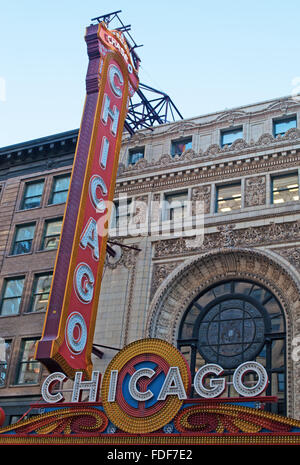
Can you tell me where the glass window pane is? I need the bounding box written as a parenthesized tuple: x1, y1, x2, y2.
(42, 219, 62, 250)
(45, 219, 62, 236)
(234, 281, 252, 295)
(16, 340, 41, 385)
(54, 175, 70, 191)
(221, 128, 243, 146)
(51, 192, 67, 204)
(12, 225, 35, 255)
(171, 138, 192, 157)
(15, 224, 35, 241)
(25, 181, 44, 197)
(22, 181, 44, 209)
(0, 339, 11, 387)
(213, 282, 231, 297)
(217, 184, 241, 212)
(250, 285, 271, 303)
(273, 174, 298, 190)
(1, 298, 22, 315)
(50, 175, 70, 204)
(3, 278, 24, 298)
(111, 199, 132, 229)
(23, 197, 40, 210)
(128, 148, 144, 165)
(274, 117, 296, 136)
(35, 274, 52, 294)
(29, 274, 52, 313)
(165, 192, 188, 220)
(272, 174, 299, 204)
(43, 237, 59, 250)
(0, 278, 24, 316)
(12, 241, 32, 255)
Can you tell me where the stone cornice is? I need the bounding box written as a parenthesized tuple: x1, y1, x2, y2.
(0, 130, 78, 168)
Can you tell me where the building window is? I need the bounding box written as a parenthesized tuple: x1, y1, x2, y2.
(164, 191, 188, 220)
(178, 279, 286, 415)
(216, 183, 241, 212)
(28, 273, 53, 313)
(11, 224, 35, 255)
(15, 339, 41, 385)
(220, 127, 243, 147)
(21, 180, 44, 210)
(171, 137, 192, 157)
(49, 174, 70, 205)
(271, 173, 299, 204)
(41, 218, 62, 250)
(0, 277, 24, 316)
(128, 147, 144, 165)
(110, 198, 132, 230)
(273, 116, 297, 137)
(0, 339, 11, 387)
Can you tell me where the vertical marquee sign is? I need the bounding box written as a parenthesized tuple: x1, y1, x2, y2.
(35, 22, 139, 379)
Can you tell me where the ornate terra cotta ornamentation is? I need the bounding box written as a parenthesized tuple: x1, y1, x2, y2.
(244, 176, 266, 207)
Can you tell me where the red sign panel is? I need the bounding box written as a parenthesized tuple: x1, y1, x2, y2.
(35, 23, 139, 378)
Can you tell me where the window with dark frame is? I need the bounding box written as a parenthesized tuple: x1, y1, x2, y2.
(110, 198, 132, 230)
(220, 127, 243, 147)
(177, 279, 286, 415)
(171, 137, 192, 157)
(11, 224, 35, 255)
(0, 339, 11, 387)
(273, 116, 297, 137)
(15, 338, 41, 385)
(271, 173, 299, 205)
(49, 174, 70, 205)
(216, 183, 241, 213)
(21, 180, 44, 210)
(0, 277, 24, 316)
(128, 147, 145, 165)
(27, 273, 53, 313)
(164, 191, 188, 221)
(41, 218, 62, 250)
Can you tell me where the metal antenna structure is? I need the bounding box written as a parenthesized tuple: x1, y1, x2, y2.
(91, 11, 183, 135)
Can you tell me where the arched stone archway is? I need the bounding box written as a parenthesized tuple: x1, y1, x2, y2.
(146, 248, 300, 418)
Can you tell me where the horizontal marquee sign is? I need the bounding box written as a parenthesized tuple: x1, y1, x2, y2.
(3, 338, 300, 445)
(40, 339, 269, 434)
(35, 22, 139, 379)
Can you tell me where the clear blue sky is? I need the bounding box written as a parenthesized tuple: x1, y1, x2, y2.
(1, 0, 299, 147)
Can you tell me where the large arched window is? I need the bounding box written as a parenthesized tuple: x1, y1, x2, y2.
(178, 279, 286, 415)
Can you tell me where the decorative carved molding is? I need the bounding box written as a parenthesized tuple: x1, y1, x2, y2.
(153, 220, 300, 258)
(150, 261, 183, 300)
(163, 120, 199, 135)
(244, 176, 266, 207)
(191, 185, 211, 214)
(267, 97, 299, 113)
(216, 224, 236, 248)
(215, 109, 247, 123)
(275, 248, 300, 272)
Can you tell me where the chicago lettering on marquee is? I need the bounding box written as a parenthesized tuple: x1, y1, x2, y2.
(41, 339, 269, 434)
(35, 22, 139, 379)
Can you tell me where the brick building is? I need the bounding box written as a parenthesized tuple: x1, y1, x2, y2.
(1, 95, 300, 424)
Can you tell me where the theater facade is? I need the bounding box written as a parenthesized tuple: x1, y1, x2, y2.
(1, 94, 300, 444)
